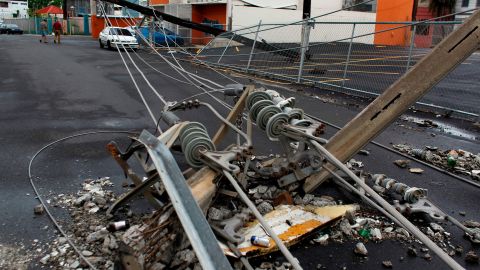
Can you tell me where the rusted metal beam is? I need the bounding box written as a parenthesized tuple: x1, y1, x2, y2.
(304, 10, 480, 193)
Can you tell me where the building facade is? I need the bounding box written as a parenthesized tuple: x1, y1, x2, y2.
(455, 0, 480, 21)
(0, 0, 28, 19)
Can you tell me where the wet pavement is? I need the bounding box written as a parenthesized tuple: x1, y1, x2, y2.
(0, 34, 479, 269)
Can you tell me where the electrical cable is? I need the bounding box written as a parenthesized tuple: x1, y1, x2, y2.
(124, 18, 241, 113)
(98, 4, 159, 127)
(305, 113, 480, 189)
(109, 14, 168, 106)
(28, 130, 137, 270)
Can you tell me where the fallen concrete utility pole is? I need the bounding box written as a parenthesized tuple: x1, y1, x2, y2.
(304, 10, 480, 193)
(101, 0, 300, 59)
(137, 130, 233, 270)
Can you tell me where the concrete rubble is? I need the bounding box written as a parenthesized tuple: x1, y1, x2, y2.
(34, 160, 480, 269)
(393, 144, 480, 181)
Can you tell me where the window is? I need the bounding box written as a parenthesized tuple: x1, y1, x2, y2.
(0, 2, 8, 7)
(477, 0, 480, 7)
(110, 28, 132, 36)
(462, 0, 469, 7)
(343, 0, 377, 12)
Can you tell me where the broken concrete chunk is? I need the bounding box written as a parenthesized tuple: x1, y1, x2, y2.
(74, 193, 92, 206)
(407, 246, 417, 257)
(472, 170, 480, 181)
(394, 160, 410, 168)
(313, 234, 329, 245)
(429, 223, 445, 232)
(34, 204, 45, 215)
(149, 262, 166, 270)
(382, 260, 393, 268)
(354, 242, 368, 256)
(82, 250, 93, 257)
(463, 220, 480, 228)
(465, 250, 479, 264)
(409, 168, 424, 174)
(40, 254, 50, 264)
(302, 194, 315, 204)
(339, 219, 352, 237)
(208, 207, 224, 221)
(86, 228, 108, 243)
(170, 249, 196, 267)
(371, 228, 382, 241)
(70, 260, 80, 268)
(257, 201, 274, 215)
(423, 253, 432, 261)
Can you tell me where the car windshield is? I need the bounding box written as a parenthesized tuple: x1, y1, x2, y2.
(9, 24, 19, 29)
(110, 28, 132, 36)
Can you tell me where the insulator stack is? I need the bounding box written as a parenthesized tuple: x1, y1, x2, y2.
(178, 122, 215, 168)
(246, 90, 306, 141)
(372, 174, 426, 203)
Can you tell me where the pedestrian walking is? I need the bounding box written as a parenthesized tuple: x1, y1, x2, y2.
(53, 19, 62, 44)
(40, 19, 48, 43)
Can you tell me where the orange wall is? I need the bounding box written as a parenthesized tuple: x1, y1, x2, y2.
(374, 0, 414, 46)
(91, 16, 140, 38)
(191, 4, 226, 45)
(150, 0, 169, 6)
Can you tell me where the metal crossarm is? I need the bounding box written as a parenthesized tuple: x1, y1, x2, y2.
(137, 130, 233, 270)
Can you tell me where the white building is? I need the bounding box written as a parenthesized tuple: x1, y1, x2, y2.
(0, 0, 28, 19)
(150, 0, 377, 44)
(455, 0, 480, 21)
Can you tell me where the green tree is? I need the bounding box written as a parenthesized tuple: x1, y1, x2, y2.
(28, 0, 62, 14)
(428, 0, 456, 17)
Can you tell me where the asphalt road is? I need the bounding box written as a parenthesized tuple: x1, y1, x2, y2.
(0, 34, 479, 269)
(199, 42, 480, 119)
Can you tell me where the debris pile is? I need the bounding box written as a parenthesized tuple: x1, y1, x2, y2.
(35, 89, 480, 270)
(393, 144, 480, 180)
(40, 177, 146, 269)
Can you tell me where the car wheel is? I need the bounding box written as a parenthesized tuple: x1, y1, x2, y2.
(99, 39, 104, 48)
(107, 40, 112, 50)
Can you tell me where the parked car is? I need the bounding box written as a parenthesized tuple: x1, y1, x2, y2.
(136, 26, 184, 46)
(0, 24, 23, 34)
(99, 27, 139, 50)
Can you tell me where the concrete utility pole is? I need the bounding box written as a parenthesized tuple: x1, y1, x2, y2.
(304, 10, 480, 193)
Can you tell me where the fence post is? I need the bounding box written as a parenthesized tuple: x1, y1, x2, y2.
(217, 33, 234, 63)
(297, 19, 312, 83)
(406, 24, 417, 72)
(342, 23, 356, 87)
(246, 20, 262, 72)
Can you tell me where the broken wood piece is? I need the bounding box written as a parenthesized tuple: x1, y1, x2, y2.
(212, 85, 253, 146)
(187, 167, 219, 212)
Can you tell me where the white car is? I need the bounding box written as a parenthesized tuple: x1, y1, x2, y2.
(99, 27, 139, 50)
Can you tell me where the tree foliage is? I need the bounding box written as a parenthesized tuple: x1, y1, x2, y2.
(28, 0, 63, 14)
(429, 0, 456, 17)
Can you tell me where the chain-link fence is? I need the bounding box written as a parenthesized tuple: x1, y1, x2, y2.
(3, 17, 91, 35)
(197, 20, 479, 120)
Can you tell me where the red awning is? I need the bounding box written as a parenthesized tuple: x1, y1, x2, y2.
(36, 5, 64, 15)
